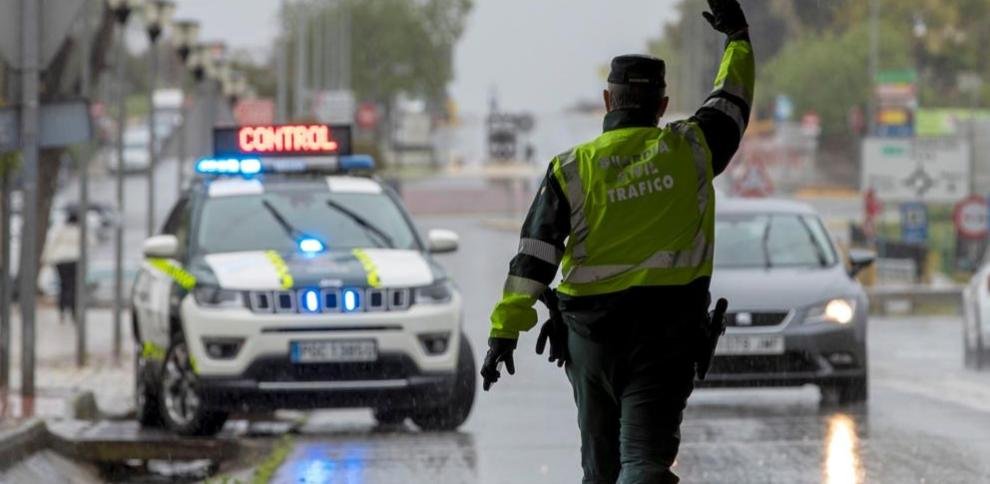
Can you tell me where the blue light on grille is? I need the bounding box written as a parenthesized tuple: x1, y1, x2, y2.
(343, 288, 361, 312)
(301, 289, 320, 313)
(298, 237, 325, 254)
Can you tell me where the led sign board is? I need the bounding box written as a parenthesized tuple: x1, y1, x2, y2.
(213, 124, 352, 157)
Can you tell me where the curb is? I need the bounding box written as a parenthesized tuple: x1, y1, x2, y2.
(0, 419, 48, 470)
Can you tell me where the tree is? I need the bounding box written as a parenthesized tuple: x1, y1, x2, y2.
(283, 0, 472, 114)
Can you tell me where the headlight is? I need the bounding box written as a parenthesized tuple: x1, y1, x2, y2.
(805, 298, 856, 325)
(193, 286, 245, 308)
(414, 279, 453, 305)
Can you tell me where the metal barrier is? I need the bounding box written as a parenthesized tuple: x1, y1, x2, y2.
(867, 285, 963, 316)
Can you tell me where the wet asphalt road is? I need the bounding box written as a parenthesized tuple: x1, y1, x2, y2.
(262, 215, 990, 484)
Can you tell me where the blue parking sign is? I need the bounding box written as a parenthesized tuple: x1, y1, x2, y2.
(900, 202, 928, 245)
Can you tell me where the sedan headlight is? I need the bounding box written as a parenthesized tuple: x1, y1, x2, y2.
(414, 279, 453, 305)
(193, 286, 245, 308)
(805, 298, 857, 325)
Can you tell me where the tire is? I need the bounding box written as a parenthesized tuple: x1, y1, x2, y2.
(135, 348, 163, 428)
(412, 334, 476, 432)
(159, 334, 228, 436)
(821, 376, 868, 406)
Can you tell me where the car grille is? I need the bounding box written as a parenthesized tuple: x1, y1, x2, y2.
(725, 311, 790, 327)
(244, 355, 415, 382)
(247, 287, 412, 314)
(709, 352, 819, 375)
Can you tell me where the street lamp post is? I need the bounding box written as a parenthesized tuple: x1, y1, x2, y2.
(107, 0, 144, 363)
(171, 20, 200, 198)
(142, 0, 175, 238)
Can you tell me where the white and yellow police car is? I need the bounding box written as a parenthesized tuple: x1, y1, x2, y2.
(131, 124, 474, 435)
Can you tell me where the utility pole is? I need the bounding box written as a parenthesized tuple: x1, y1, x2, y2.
(294, 4, 307, 118)
(276, 0, 288, 123)
(77, 0, 92, 368)
(19, 0, 40, 396)
(867, 0, 879, 136)
(112, 12, 128, 363)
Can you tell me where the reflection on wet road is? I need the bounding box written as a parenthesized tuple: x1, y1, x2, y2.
(263, 217, 990, 484)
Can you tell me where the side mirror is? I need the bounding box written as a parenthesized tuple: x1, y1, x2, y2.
(427, 229, 459, 254)
(143, 234, 179, 259)
(847, 248, 876, 278)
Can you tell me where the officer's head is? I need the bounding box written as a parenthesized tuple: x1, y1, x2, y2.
(604, 54, 669, 124)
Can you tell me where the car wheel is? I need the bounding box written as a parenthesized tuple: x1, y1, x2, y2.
(135, 348, 163, 428)
(159, 334, 228, 436)
(412, 334, 476, 432)
(373, 408, 408, 426)
(821, 376, 868, 406)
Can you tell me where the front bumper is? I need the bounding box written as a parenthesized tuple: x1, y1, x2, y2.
(696, 316, 867, 388)
(197, 353, 457, 411)
(179, 291, 463, 379)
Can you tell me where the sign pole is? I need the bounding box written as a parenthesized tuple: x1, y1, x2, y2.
(19, 0, 40, 397)
(113, 25, 125, 363)
(0, 168, 10, 390)
(147, 38, 158, 238)
(76, 0, 91, 367)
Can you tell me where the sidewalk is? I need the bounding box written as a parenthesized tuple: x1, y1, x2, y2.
(1, 301, 134, 421)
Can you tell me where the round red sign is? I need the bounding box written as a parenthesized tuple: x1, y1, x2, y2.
(953, 196, 989, 239)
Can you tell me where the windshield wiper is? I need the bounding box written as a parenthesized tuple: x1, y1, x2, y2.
(761, 218, 773, 269)
(797, 216, 830, 267)
(325, 199, 395, 249)
(261, 199, 306, 243)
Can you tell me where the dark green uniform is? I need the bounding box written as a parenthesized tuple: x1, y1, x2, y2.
(489, 33, 754, 484)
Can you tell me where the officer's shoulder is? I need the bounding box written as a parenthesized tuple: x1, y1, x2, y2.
(551, 141, 595, 166)
(663, 118, 705, 145)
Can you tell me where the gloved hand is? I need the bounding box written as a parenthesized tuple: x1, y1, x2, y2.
(536, 317, 569, 368)
(702, 0, 748, 39)
(480, 337, 517, 391)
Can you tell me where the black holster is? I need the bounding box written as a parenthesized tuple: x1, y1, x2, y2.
(695, 296, 728, 380)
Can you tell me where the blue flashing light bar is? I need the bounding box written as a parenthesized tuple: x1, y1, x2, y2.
(298, 237, 325, 254)
(339, 154, 375, 172)
(194, 155, 375, 177)
(195, 157, 263, 176)
(342, 288, 361, 312)
(301, 289, 320, 313)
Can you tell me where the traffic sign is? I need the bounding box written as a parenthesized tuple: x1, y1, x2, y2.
(732, 161, 773, 198)
(356, 102, 379, 130)
(899, 202, 928, 244)
(954, 196, 989, 239)
(861, 137, 969, 202)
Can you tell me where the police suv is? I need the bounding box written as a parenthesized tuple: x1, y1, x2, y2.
(131, 124, 475, 435)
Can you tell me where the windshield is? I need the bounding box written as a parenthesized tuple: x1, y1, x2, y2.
(195, 189, 419, 254)
(715, 213, 838, 269)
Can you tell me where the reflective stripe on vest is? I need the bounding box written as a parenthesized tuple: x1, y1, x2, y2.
(702, 97, 746, 137)
(504, 275, 547, 297)
(564, 231, 713, 284)
(518, 238, 562, 265)
(558, 150, 590, 262)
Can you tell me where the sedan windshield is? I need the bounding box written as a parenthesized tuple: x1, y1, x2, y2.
(715, 213, 837, 269)
(195, 189, 419, 254)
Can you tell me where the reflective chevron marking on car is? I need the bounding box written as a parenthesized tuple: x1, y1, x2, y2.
(352, 249, 382, 288)
(265, 250, 295, 289)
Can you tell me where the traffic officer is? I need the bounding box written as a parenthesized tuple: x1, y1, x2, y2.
(480, 0, 754, 482)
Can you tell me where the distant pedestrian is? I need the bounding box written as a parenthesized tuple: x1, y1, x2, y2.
(44, 212, 82, 323)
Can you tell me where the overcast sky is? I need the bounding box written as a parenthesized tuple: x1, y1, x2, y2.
(172, 0, 681, 114)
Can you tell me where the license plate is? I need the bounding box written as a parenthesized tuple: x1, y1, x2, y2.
(291, 340, 378, 363)
(715, 335, 785, 355)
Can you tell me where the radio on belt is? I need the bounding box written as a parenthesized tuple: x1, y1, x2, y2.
(197, 123, 373, 176)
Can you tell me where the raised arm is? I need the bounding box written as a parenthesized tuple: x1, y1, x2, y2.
(692, 0, 755, 177)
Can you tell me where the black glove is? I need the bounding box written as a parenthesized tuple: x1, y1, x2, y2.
(480, 337, 517, 391)
(536, 318, 569, 367)
(536, 289, 569, 367)
(702, 0, 748, 39)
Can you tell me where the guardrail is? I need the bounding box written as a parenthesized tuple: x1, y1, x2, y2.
(867, 285, 963, 315)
